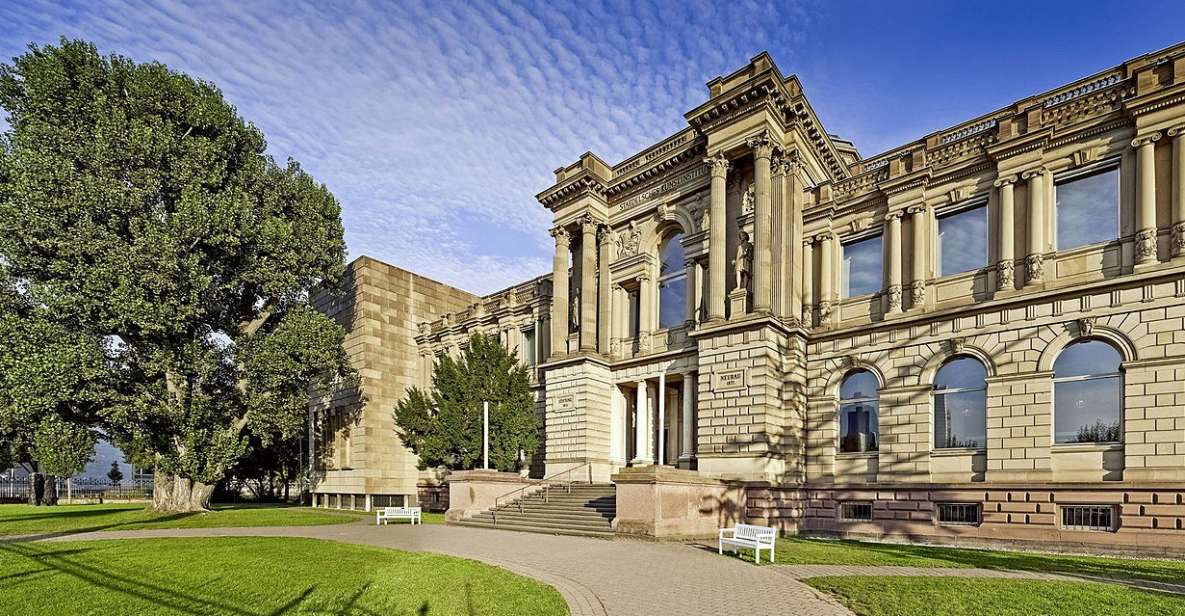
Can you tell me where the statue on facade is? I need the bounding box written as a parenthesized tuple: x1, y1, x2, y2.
(741, 183, 755, 214)
(698, 205, 710, 232)
(734, 230, 753, 290)
(616, 220, 640, 258)
(569, 289, 580, 332)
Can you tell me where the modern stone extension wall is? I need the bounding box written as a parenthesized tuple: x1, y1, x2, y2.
(746, 482, 1185, 557)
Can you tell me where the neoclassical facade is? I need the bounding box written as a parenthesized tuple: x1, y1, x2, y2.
(320, 43, 1185, 551)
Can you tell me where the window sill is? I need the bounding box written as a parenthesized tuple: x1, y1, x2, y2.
(1051, 442, 1123, 453)
(836, 451, 879, 459)
(931, 447, 986, 457)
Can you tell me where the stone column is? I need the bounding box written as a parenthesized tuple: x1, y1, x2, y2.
(994, 175, 1017, 291)
(1022, 167, 1046, 286)
(657, 372, 666, 465)
(748, 132, 775, 313)
(679, 373, 695, 463)
(637, 273, 653, 351)
(579, 216, 598, 351)
(632, 380, 651, 465)
(549, 226, 570, 357)
(801, 238, 814, 326)
(817, 233, 834, 325)
(683, 258, 697, 325)
(908, 205, 928, 308)
(597, 225, 612, 353)
(786, 157, 804, 323)
(1171, 125, 1185, 258)
(885, 211, 903, 315)
(705, 153, 730, 321)
(1133, 132, 1162, 265)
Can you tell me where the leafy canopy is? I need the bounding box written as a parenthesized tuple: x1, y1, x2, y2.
(0, 39, 352, 492)
(394, 333, 538, 472)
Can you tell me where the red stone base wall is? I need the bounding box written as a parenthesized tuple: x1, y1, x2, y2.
(745, 482, 1185, 557)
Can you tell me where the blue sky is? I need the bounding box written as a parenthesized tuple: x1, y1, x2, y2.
(3, 0, 1183, 294)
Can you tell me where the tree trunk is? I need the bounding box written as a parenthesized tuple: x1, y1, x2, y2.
(28, 473, 44, 506)
(152, 473, 215, 512)
(42, 475, 59, 506)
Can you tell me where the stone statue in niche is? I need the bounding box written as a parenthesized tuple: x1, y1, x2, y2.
(569, 289, 580, 332)
(741, 183, 755, 214)
(698, 205, 710, 231)
(734, 230, 753, 290)
(615, 220, 640, 258)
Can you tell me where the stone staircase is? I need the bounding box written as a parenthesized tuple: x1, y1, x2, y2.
(455, 483, 616, 538)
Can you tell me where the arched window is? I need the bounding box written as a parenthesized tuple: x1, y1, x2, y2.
(933, 357, 987, 449)
(839, 370, 879, 453)
(1053, 340, 1123, 444)
(657, 233, 687, 329)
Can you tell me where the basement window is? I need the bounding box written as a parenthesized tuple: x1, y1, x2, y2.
(1061, 505, 1116, 532)
(839, 502, 873, 522)
(936, 503, 981, 526)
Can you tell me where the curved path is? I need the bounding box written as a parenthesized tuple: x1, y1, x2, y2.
(39, 520, 851, 616)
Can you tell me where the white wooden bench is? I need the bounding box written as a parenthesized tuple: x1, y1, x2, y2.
(718, 523, 776, 563)
(375, 506, 422, 525)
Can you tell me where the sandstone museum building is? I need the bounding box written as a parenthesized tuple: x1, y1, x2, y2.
(312, 42, 1185, 554)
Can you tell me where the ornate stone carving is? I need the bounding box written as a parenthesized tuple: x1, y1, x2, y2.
(569, 290, 580, 331)
(910, 279, 926, 305)
(996, 259, 1015, 290)
(817, 300, 832, 323)
(887, 285, 903, 311)
(550, 225, 570, 247)
(615, 220, 640, 258)
(947, 185, 974, 204)
(745, 130, 775, 159)
(697, 204, 710, 232)
(1135, 227, 1158, 261)
(1131, 132, 1162, 149)
(992, 175, 1017, 188)
(609, 338, 622, 357)
(849, 215, 873, 234)
(1172, 222, 1185, 257)
(704, 152, 730, 177)
(946, 337, 965, 354)
(741, 182, 755, 214)
(1072, 144, 1108, 167)
(1077, 316, 1096, 337)
(418, 321, 432, 336)
(578, 213, 598, 235)
(734, 230, 753, 290)
(597, 224, 614, 247)
(655, 200, 676, 223)
(1025, 253, 1044, 283)
(801, 306, 813, 327)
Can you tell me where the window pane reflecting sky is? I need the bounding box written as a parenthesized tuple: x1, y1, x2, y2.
(1056, 168, 1118, 250)
(938, 205, 987, 276)
(842, 235, 882, 297)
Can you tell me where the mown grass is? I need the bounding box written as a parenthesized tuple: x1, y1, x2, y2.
(763, 536, 1185, 585)
(806, 576, 1185, 616)
(0, 537, 567, 615)
(0, 503, 368, 537)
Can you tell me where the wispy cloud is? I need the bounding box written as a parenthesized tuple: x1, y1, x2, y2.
(1, 0, 813, 294)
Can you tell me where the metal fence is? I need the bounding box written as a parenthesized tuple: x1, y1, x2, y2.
(0, 477, 153, 503)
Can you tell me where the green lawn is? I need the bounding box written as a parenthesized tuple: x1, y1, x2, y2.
(806, 576, 1185, 616)
(0, 537, 567, 615)
(0, 503, 369, 536)
(764, 537, 1185, 585)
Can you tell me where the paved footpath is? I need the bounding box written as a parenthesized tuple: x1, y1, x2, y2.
(42, 521, 852, 616)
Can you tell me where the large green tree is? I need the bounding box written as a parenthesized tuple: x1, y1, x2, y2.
(394, 333, 538, 472)
(0, 39, 353, 511)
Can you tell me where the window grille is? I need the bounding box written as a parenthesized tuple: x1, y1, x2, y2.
(840, 502, 873, 521)
(936, 503, 981, 525)
(1061, 505, 1115, 531)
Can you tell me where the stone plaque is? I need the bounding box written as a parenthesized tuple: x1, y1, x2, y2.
(714, 369, 746, 391)
(556, 395, 574, 410)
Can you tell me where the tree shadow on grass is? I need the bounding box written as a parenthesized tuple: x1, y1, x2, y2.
(1, 541, 396, 616)
(1, 511, 201, 542)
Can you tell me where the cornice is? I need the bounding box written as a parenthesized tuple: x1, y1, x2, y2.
(1123, 81, 1185, 117)
(536, 173, 608, 211)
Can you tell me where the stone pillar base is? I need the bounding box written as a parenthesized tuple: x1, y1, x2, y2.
(444, 469, 531, 523)
(727, 288, 748, 318)
(611, 465, 747, 539)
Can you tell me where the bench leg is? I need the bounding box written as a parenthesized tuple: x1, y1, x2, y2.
(718, 540, 722, 555)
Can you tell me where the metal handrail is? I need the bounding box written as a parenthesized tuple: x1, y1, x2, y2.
(492, 462, 593, 524)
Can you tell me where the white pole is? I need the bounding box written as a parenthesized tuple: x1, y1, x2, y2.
(658, 372, 666, 465)
(483, 401, 490, 470)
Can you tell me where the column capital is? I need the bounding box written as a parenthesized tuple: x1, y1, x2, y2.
(993, 174, 1018, 188)
(1167, 125, 1185, 138)
(885, 210, 904, 222)
(746, 130, 776, 160)
(577, 213, 599, 235)
(1132, 131, 1163, 148)
(905, 204, 929, 216)
(704, 152, 730, 177)
(597, 224, 614, 246)
(815, 232, 835, 244)
(550, 225, 571, 247)
(1021, 166, 1047, 180)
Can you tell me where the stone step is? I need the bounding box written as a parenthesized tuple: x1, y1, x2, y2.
(456, 518, 615, 537)
(475, 511, 613, 525)
(493, 505, 615, 517)
(471, 516, 614, 532)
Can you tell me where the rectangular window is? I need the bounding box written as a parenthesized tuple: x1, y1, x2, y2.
(628, 289, 641, 337)
(1055, 166, 1119, 250)
(937, 503, 981, 526)
(937, 203, 988, 276)
(839, 502, 873, 521)
(1060, 505, 1115, 532)
(523, 329, 536, 366)
(841, 234, 882, 298)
